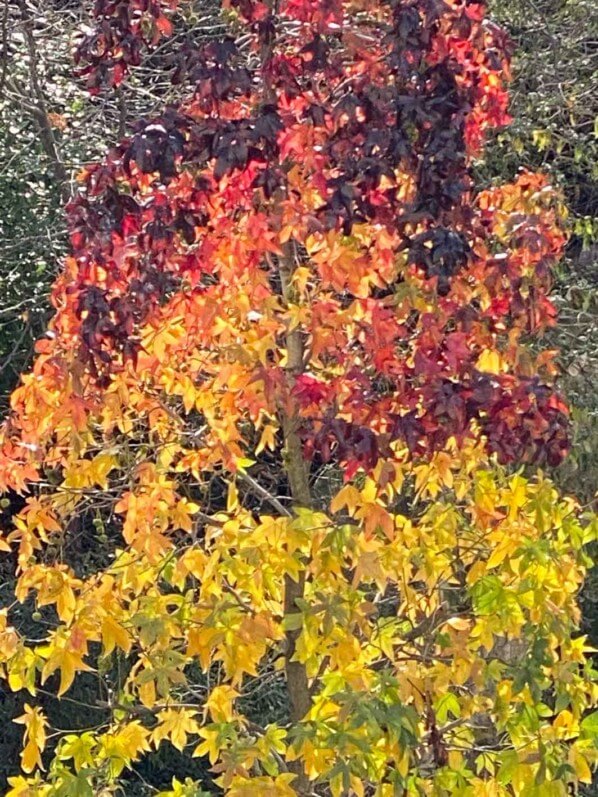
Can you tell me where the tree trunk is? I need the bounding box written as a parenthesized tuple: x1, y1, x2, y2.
(279, 243, 312, 794)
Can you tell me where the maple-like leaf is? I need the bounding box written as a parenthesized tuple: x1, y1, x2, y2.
(14, 704, 47, 773)
(151, 708, 201, 752)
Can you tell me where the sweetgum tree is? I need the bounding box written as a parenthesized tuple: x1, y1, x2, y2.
(1, 0, 597, 795)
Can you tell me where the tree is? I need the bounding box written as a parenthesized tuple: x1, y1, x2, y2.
(0, 0, 597, 795)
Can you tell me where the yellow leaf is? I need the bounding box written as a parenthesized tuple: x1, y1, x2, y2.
(235, 458, 256, 470)
(181, 549, 208, 579)
(102, 615, 131, 656)
(486, 538, 517, 569)
(40, 639, 93, 697)
(88, 452, 118, 489)
(58, 733, 96, 772)
(476, 349, 502, 374)
(193, 727, 221, 764)
(554, 709, 574, 730)
(448, 750, 463, 770)
(256, 424, 277, 455)
(151, 708, 200, 752)
(7, 647, 38, 696)
(330, 484, 360, 516)
(227, 482, 239, 512)
(227, 774, 297, 797)
(508, 474, 528, 519)
(6, 776, 43, 797)
(570, 746, 592, 784)
(138, 677, 156, 709)
(14, 704, 47, 773)
(99, 721, 151, 777)
(205, 685, 239, 723)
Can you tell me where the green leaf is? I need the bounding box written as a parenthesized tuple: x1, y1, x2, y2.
(470, 576, 504, 615)
(580, 710, 598, 737)
(435, 693, 461, 723)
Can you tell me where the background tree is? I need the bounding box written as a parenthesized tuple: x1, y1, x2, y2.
(485, 0, 598, 511)
(0, 0, 223, 403)
(0, 1, 596, 796)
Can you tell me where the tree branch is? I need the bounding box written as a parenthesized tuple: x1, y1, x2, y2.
(16, 0, 69, 200)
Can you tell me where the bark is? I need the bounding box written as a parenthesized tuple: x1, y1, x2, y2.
(279, 242, 312, 794)
(261, 4, 312, 786)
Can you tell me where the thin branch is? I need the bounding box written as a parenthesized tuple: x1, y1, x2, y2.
(237, 470, 292, 517)
(16, 0, 69, 199)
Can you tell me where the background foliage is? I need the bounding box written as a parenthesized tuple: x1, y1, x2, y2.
(486, 0, 598, 510)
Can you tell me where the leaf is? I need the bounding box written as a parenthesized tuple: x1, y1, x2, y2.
(14, 704, 47, 773)
(155, 14, 173, 37)
(193, 726, 223, 764)
(569, 746, 592, 784)
(476, 349, 502, 374)
(445, 617, 471, 631)
(151, 708, 200, 752)
(98, 721, 151, 778)
(205, 685, 239, 723)
(330, 484, 360, 516)
(6, 776, 41, 797)
(57, 732, 97, 772)
(88, 452, 118, 489)
(435, 693, 461, 723)
(157, 779, 212, 797)
(580, 710, 598, 738)
(101, 615, 131, 656)
(256, 424, 277, 455)
(227, 774, 297, 797)
(40, 638, 93, 697)
(470, 576, 505, 615)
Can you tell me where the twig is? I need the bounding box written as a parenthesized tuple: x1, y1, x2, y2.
(237, 470, 292, 517)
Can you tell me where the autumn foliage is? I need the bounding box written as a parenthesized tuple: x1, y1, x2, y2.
(0, 0, 597, 795)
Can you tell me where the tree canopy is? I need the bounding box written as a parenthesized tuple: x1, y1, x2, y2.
(0, 1, 597, 796)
